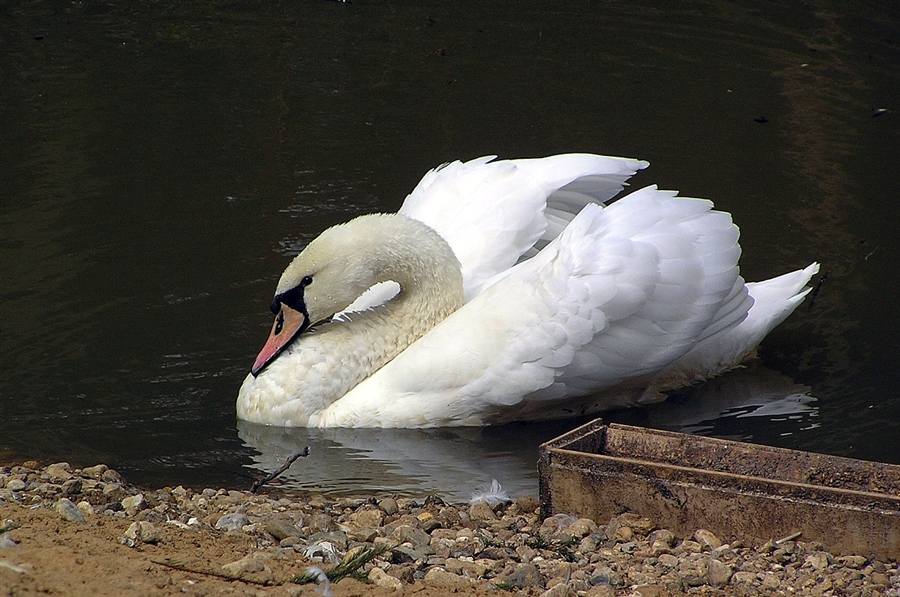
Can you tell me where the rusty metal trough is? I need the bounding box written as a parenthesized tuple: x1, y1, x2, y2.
(539, 419, 900, 560)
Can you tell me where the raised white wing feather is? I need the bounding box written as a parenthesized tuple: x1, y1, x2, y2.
(399, 154, 648, 298)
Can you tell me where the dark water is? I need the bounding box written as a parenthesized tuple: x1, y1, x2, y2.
(1, 0, 898, 502)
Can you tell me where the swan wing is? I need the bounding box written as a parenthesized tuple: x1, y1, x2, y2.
(399, 154, 648, 298)
(317, 185, 754, 427)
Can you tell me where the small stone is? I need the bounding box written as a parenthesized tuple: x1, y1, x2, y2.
(585, 585, 616, 597)
(369, 566, 403, 591)
(346, 526, 377, 543)
(711, 544, 733, 559)
(123, 521, 165, 544)
(222, 555, 264, 576)
(540, 514, 576, 540)
(378, 497, 399, 515)
(480, 546, 517, 560)
(658, 553, 679, 568)
(445, 557, 489, 578)
(837, 555, 867, 569)
(469, 500, 496, 521)
(386, 565, 415, 584)
(761, 573, 780, 589)
(589, 566, 625, 589)
(705, 557, 733, 587)
(308, 513, 335, 533)
(61, 478, 82, 495)
(540, 582, 577, 597)
(423, 567, 474, 589)
(390, 546, 427, 564)
(81, 465, 109, 479)
(121, 494, 146, 515)
(390, 525, 431, 550)
(501, 562, 545, 589)
(55, 498, 86, 524)
(265, 518, 300, 540)
(693, 528, 722, 550)
(279, 536, 302, 548)
(215, 513, 250, 531)
(564, 518, 597, 539)
(805, 552, 833, 570)
(100, 468, 125, 484)
(44, 463, 73, 483)
(5, 480, 26, 492)
(416, 511, 441, 532)
(731, 571, 757, 585)
(678, 539, 702, 554)
(650, 540, 671, 555)
(758, 539, 776, 553)
(578, 535, 597, 554)
(616, 513, 654, 535)
(352, 508, 385, 529)
(76, 501, 93, 518)
(449, 535, 485, 558)
(0, 534, 17, 549)
(102, 482, 128, 501)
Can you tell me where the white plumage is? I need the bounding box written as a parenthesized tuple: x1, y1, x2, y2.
(237, 154, 818, 428)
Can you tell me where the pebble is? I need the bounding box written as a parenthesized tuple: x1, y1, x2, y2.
(215, 512, 250, 531)
(5, 480, 26, 492)
(222, 554, 264, 576)
(693, 528, 723, 550)
(54, 498, 86, 524)
(0, 461, 898, 597)
(378, 497, 399, 515)
(704, 557, 733, 587)
(264, 518, 300, 540)
(468, 500, 496, 521)
(123, 521, 165, 545)
(120, 493, 146, 515)
(501, 562, 545, 589)
(369, 566, 403, 590)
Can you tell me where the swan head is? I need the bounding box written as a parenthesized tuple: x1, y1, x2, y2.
(250, 213, 462, 376)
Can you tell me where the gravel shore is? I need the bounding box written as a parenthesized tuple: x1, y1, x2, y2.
(1, 461, 898, 596)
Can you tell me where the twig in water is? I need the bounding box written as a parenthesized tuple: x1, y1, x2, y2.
(807, 271, 828, 311)
(250, 447, 310, 493)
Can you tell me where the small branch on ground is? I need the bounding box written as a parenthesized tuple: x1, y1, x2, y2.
(249, 447, 310, 493)
(151, 558, 274, 586)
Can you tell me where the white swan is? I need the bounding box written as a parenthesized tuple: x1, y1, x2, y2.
(237, 154, 818, 428)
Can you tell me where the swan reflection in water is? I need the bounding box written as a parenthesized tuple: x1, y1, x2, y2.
(237, 363, 817, 502)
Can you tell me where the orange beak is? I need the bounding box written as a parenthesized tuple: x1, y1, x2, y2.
(251, 304, 308, 376)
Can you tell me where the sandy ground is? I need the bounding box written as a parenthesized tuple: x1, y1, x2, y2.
(0, 503, 500, 597)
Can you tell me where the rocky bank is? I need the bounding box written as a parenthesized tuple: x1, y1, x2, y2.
(0, 461, 898, 596)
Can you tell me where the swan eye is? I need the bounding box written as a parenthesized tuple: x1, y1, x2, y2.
(302, 275, 313, 286)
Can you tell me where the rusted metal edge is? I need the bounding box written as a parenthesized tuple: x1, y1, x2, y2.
(538, 419, 900, 559)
